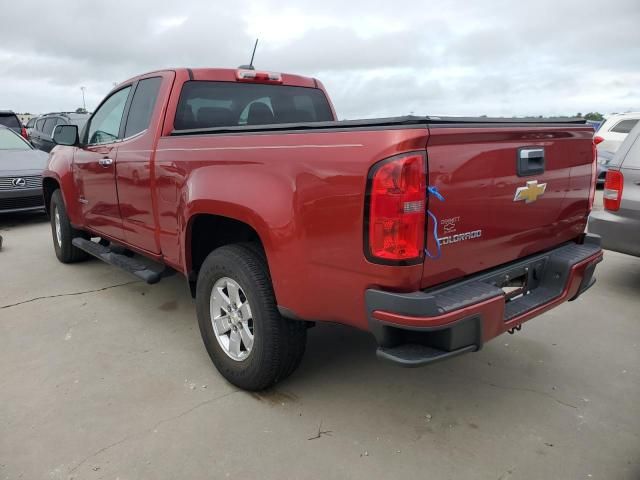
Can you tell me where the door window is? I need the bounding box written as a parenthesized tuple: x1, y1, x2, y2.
(86, 87, 132, 144)
(123, 77, 162, 138)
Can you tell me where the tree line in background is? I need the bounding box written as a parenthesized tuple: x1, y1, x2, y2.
(478, 112, 605, 120)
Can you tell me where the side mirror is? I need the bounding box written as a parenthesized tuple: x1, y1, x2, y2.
(53, 124, 79, 146)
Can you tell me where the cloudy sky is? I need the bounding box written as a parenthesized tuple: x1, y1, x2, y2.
(1, 0, 638, 119)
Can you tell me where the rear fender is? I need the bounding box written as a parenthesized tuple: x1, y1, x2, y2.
(181, 166, 299, 301)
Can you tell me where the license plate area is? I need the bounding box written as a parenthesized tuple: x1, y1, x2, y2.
(499, 272, 529, 302)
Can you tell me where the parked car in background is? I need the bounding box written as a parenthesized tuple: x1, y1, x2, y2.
(0, 110, 29, 140)
(589, 122, 640, 257)
(586, 119, 603, 131)
(596, 149, 615, 185)
(30, 112, 90, 152)
(594, 113, 640, 154)
(0, 125, 48, 213)
(25, 116, 39, 137)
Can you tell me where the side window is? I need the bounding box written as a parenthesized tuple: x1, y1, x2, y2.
(36, 119, 45, 132)
(611, 119, 639, 134)
(86, 87, 131, 145)
(42, 117, 59, 136)
(26, 118, 36, 128)
(124, 77, 162, 138)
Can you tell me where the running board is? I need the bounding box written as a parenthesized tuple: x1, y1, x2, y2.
(376, 344, 477, 368)
(72, 237, 168, 284)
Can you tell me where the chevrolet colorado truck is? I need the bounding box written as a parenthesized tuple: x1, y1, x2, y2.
(43, 67, 602, 390)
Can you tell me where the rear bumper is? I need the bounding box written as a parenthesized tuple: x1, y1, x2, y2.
(365, 235, 603, 367)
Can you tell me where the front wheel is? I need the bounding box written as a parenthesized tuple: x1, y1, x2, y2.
(196, 244, 307, 391)
(50, 189, 88, 263)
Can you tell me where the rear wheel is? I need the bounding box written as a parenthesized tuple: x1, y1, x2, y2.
(196, 244, 307, 391)
(50, 190, 88, 263)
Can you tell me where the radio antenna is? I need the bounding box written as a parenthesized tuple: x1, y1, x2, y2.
(239, 39, 259, 70)
(249, 38, 259, 68)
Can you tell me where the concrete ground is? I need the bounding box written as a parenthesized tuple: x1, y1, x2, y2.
(1, 205, 638, 480)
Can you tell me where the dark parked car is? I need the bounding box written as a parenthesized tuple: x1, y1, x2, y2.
(25, 116, 39, 137)
(589, 122, 640, 257)
(0, 125, 49, 213)
(31, 112, 90, 153)
(0, 110, 28, 140)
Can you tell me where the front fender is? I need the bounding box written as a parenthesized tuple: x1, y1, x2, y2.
(43, 146, 81, 225)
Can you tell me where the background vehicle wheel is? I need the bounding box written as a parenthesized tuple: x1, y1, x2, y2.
(50, 189, 89, 264)
(196, 244, 307, 391)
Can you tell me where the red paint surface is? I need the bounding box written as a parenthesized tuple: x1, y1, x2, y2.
(43, 67, 597, 333)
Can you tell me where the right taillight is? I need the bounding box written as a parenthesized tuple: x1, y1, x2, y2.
(603, 170, 624, 211)
(594, 135, 604, 145)
(365, 152, 426, 264)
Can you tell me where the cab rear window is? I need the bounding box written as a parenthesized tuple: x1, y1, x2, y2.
(174, 81, 333, 130)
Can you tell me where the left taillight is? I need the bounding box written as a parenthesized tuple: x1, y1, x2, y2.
(365, 152, 426, 264)
(21, 126, 29, 140)
(603, 170, 624, 212)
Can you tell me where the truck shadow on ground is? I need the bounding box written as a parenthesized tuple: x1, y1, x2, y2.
(0, 211, 48, 230)
(147, 273, 573, 414)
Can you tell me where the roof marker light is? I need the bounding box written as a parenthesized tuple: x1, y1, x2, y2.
(236, 69, 282, 84)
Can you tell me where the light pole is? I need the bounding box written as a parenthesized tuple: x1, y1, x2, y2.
(80, 86, 86, 111)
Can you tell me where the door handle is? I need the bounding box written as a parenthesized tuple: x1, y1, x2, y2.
(517, 147, 545, 177)
(99, 158, 114, 167)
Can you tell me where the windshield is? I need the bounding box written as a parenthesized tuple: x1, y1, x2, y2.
(0, 128, 32, 150)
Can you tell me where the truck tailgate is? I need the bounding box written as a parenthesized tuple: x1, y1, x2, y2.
(422, 125, 595, 289)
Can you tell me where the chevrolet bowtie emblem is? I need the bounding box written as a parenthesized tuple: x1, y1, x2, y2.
(514, 180, 547, 203)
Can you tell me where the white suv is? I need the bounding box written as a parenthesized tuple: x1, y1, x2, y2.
(594, 112, 640, 153)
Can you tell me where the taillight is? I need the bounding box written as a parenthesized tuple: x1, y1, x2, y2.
(603, 170, 624, 211)
(588, 140, 597, 211)
(593, 135, 604, 145)
(236, 69, 283, 84)
(21, 126, 29, 140)
(365, 152, 426, 264)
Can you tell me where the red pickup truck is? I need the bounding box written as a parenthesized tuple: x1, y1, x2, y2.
(43, 67, 602, 390)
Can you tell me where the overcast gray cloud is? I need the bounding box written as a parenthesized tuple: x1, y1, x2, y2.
(0, 0, 638, 118)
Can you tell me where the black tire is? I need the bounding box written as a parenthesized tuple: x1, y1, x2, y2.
(196, 244, 306, 391)
(50, 189, 89, 263)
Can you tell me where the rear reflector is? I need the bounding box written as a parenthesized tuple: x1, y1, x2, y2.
(365, 152, 426, 264)
(603, 170, 624, 211)
(593, 135, 604, 145)
(236, 69, 283, 84)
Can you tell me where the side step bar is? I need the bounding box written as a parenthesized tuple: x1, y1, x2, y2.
(72, 237, 168, 284)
